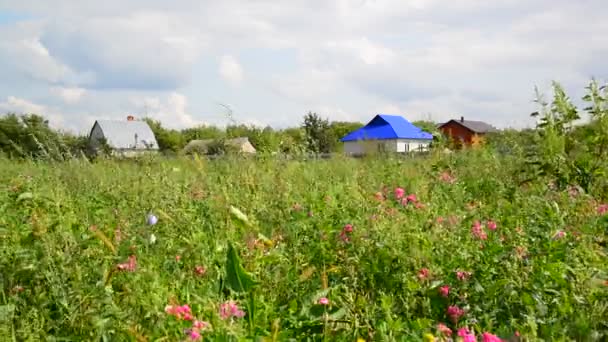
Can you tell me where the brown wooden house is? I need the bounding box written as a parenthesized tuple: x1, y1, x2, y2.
(438, 116, 497, 147)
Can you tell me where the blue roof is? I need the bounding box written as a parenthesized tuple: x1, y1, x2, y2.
(340, 114, 434, 142)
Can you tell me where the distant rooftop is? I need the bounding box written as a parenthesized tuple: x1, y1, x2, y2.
(438, 116, 498, 133)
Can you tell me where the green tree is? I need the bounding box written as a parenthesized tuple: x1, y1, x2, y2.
(143, 118, 185, 152)
(302, 112, 334, 153)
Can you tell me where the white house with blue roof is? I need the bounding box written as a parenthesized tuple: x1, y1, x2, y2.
(340, 114, 433, 155)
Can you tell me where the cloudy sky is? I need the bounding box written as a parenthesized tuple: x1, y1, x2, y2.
(0, 0, 606, 133)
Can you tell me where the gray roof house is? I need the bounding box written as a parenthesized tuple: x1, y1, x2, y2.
(437, 116, 498, 134)
(88, 116, 159, 156)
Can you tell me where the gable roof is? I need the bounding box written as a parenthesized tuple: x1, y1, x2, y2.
(91, 120, 158, 149)
(439, 119, 498, 134)
(340, 114, 433, 142)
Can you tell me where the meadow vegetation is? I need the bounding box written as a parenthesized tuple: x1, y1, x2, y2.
(1, 80, 608, 341)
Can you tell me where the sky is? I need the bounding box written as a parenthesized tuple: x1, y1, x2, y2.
(0, 0, 606, 134)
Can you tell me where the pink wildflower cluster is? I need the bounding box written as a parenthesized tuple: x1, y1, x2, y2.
(482, 332, 503, 342)
(439, 285, 450, 298)
(219, 300, 245, 320)
(186, 320, 211, 341)
(437, 323, 452, 336)
(597, 203, 608, 216)
(440, 171, 456, 184)
(456, 270, 472, 281)
(471, 221, 487, 240)
(117, 255, 137, 272)
(446, 305, 465, 323)
(395, 187, 405, 199)
(418, 268, 430, 280)
(165, 304, 211, 341)
(458, 328, 477, 342)
(318, 297, 330, 305)
(553, 230, 567, 239)
(339, 224, 354, 243)
(194, 265, 206, 276)
(165, 304, 194, 321)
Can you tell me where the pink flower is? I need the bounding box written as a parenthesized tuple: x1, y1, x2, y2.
(440, 171, 456, 184)
(195, 265, 206, 276)
(117, 255, 137, 272)
(439, 285, 450, 298)
(188, 329, 201, 340)
(339, 231, 351, 243)
(458, 328, 477, 342)
(437, 323, 452, 336)
(175, 255, 181, 262)
(193, 320, 210, 330)
(418, 268, 430, 280)
(406, 194, 417, 203)
(597, 204, 608, 215)
(436, 216, 445, 224)
(165, 304, 193, 320)
(394, 187, 405, 199)
(471, 221, 487, 240)
(456, 270, 472, 281)
(220, 301, 245, 320)
(318, 297, 330, 305)
(486, 220, 497, 231)
(482, 332, 502, 342)
(446, 306, 465, 323)
(553, 230, 566, 239)
(183, 312, 193, 321)
(343, 224, 353, 233)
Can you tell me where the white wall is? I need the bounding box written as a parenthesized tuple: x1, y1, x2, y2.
(344, 139, 430, 155)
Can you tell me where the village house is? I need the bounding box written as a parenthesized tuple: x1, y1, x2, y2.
(182, 137, 256, 155)
(88, 115, 159, 156)
(437, 116, 498, 146)
(340, 114, 434, 156)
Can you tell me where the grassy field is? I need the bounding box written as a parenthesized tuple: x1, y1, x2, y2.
(1, 150, 607, 341)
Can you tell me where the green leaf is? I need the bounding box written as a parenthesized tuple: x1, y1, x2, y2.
(17, 192, 33, 202)
(225, 242, 257, 293)
(230, 206, 253, 228)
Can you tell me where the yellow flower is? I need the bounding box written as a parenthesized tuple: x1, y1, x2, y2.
(357, 339, 366, 342)
(423, 333, 436, 342)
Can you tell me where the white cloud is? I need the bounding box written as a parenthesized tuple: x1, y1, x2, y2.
(0, 0, 606, 132)
(129, 92, 199, 129)
(218, 55, 244, 86)
(51, 86, 86, 104)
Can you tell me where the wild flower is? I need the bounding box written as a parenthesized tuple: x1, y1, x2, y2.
(437, 323, 452, 336)
(165, 304, 192, 320)
(339, 224, 353, 243)
(318, 297, 329, 305)
(219, 300, 245, 320)
(407, 194, 417, 203)
(146, 213, 158, 226)
(482, 332, 502, 342)
(418, 268, 430, 280)
(471, 221, 487, 240)
(194, 265, 206, 276)
(117, 255, 137, 272)
(597, 203, 608, 215)
(446, 305, 464, 323)
(439, 285, 450, 298)
(436, 216, 445, 224)
(486, 220, 497, 231)
(149, 233, 157, 244)
(374, 192, 385, 201)
(394, 187, 405, 199)
(553, 230, 566, 239)
(343, 224, 353, 233)
(440, 171, 456, 184)
(175, 255, 181, 262)
(458, 328, 477, 342)
(456, 270, 472, 281)
(423, 333, 436, 342)
(188, 330, 201, 341)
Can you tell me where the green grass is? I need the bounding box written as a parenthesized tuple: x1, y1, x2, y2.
(1, 150, 607, 341)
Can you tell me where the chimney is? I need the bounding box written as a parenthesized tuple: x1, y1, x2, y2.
(127, 115, 135, 121)
(460, 116, 464, 123)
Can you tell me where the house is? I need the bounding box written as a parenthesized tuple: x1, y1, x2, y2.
(437, 116, 498, 146)
(88, 116, 159, 156)
(183, 137, 256, 155)
(340, 114, 434, 155)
